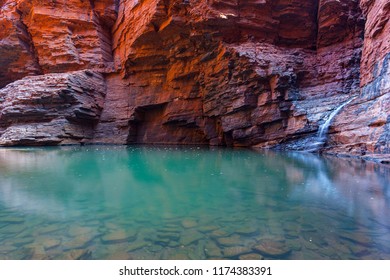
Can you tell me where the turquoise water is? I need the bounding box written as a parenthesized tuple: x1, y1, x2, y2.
(0, 146, 389, 260)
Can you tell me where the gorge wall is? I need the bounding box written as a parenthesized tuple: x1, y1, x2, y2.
(0, 0, 388, 161)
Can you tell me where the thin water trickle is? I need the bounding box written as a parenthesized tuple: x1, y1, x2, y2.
(0, 146, 389, 260)
(318, 97, 356, 139)
(305, 97, 356, 152)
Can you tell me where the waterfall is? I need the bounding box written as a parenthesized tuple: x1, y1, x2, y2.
(317, 97, 356, 140)
(303, 97, 356, 152)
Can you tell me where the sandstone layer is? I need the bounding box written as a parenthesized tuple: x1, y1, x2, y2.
(0, 0, 389, 161)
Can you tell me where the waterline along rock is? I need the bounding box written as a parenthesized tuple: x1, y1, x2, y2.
(0, 0, 388, 160)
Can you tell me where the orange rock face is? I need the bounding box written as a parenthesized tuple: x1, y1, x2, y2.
(0, 0, 388, 159)
(0, 0, 41, 87)
(102, 0, 363, 148)
(0, 0, 116, 84)
(18, 0, 117, 73)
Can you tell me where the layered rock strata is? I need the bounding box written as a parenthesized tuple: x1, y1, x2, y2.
(0, 0, 116, 88)
(96, 0, 364, 148)
(0, 0, 388, 160)
(0, 70, 106, 145)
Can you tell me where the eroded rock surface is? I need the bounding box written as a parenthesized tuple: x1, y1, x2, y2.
(0, 70, 106, 145)
(0, 0, 116, 87)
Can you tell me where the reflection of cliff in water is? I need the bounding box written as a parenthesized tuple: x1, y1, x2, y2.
(0, 147, 389, 225)
(278, 151, 390, 228)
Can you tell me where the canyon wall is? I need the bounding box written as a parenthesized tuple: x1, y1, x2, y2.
(0, 0, 115, 144)
(0, 0, 388, 160)
(329, 0, 390, 161)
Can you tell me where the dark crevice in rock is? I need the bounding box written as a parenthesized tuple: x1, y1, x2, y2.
(16, 8, 43, 75)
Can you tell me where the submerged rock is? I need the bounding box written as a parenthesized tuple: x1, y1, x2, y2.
(210, 229, 230, 238)
(157, 232, 180, 241)
(158, 225, 181, 233)
(101, 230, 137, 244)
(106, 252, 133, 260)
(63, 235, 94, 250)
(198, 225, 219, 233)
(161, 247, 192, 260)
(127, 240, 150, 252)
(1, 224, 27, 234)
(253, 239, 291, 258)
(68, 225, 95, 237)
(58, 249, 92, 260)
(38, 224, 65, 235)
(37, 238, 61, 250)
(181, 219, 198, 229)
(222, 246, 252, 258)
(0, 216, 25, 224)
(204, 240, 222, 258)
(235, 226, 259, 236)
(30, 244, 47, 260)
(11, 236, 34, 246)
(179, 230, 204, 246)
(338, 232, 373, 247)
(216, 235, 242, 247)
(239, 253, 265, 260)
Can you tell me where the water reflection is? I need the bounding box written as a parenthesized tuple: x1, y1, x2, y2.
(285, 152, 390, 226)
(0, 147, 389, 259)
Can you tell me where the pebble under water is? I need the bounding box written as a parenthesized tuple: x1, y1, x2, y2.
(0, 146, 389, 260)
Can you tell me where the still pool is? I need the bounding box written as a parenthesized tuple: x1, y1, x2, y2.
(0, 146, 389, 260)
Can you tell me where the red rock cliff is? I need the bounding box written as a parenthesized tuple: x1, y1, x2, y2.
(0, 0, 388, 160)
